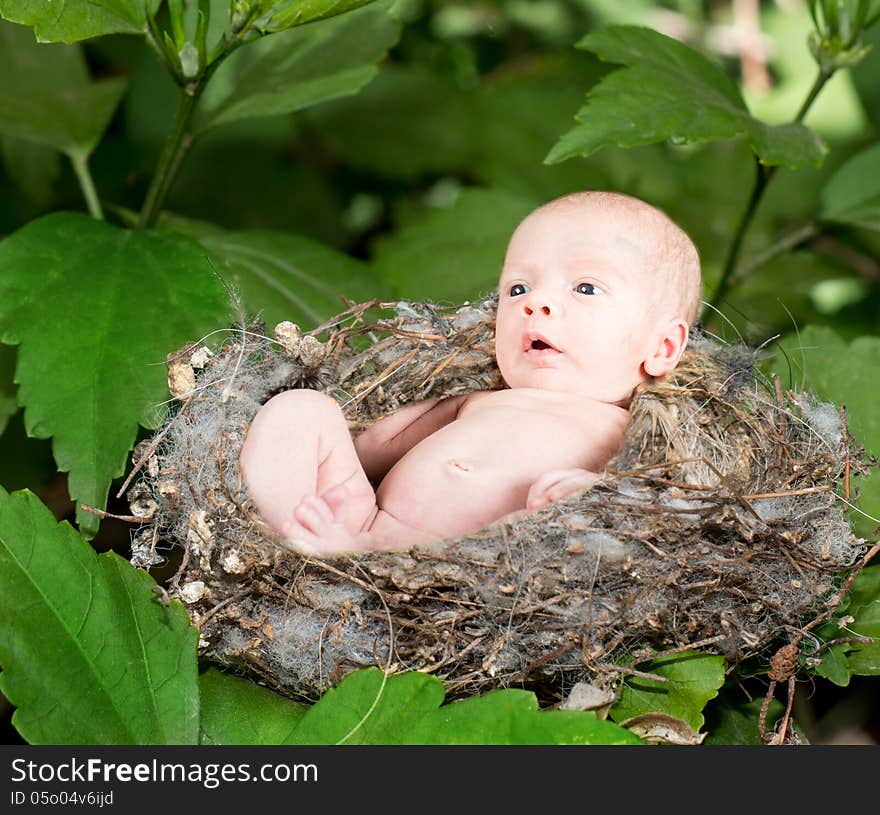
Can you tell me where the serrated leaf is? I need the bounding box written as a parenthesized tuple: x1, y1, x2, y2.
(813, 564, 880, 685)
(610, 651, 726, 731)
(195, 1, 400, 133)
(547, 26, 826, 169)
(0, 213, 230, 534)
(768, 326, 880, 539)
(199, 668, 308, 744)
(0, 490, 199, 744)
(0, 0, 148, 42)
(286, 668, 641, 745)
(819, 141, 880, 231)
(0, 344, 16, 437)
(0, 20, 127, 157)
(259, 0, 377, 33)
(371, 188, 539, 301)
(163, 215, 391, 330)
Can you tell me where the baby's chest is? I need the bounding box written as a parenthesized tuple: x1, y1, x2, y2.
(430, 409, 596, 470)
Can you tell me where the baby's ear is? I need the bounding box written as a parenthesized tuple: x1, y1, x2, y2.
(644, 319, 689, 378)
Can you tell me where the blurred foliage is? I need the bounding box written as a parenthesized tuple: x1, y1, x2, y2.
(1, 0, 879, 746)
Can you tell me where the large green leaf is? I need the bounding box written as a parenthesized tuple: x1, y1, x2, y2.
(0, 490, 199, 744)
(195, 1, 400, 133)
(768, 326, 880, 539)
(371, 188, 539, 302)
(547, 26, 826, 169)
(813, 564, 880, 685)
(610, 651, 726, 732)
(199, 668, 308, 744)
(0, 20, 126, 157)
(819, 141, 880, 231)
(164, 215, 390, 330)
(0, 213, 230, 534)
(285, 668, 640, 744)
(0, 344, 15, 437)
(0, 0, 148, 42)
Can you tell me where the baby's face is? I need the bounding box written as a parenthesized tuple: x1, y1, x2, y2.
(494, 204, 676, 404)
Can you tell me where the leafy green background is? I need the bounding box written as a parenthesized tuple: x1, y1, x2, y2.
(1, 0, 879, 746)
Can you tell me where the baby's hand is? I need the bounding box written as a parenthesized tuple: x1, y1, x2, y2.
(526, 469, 600, 510)
(282, 486, 356, 556)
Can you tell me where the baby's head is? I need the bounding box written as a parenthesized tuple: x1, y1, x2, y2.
(494, 191, 701, 405)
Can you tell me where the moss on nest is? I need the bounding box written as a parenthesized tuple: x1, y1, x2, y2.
(124, 295, 869, 702)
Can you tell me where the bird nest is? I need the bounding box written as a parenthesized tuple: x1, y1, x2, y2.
(124, 295, 869, 703)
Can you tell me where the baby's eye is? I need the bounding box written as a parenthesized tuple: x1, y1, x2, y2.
(575, 282, 604, 296)
(508, 283, 528, 297)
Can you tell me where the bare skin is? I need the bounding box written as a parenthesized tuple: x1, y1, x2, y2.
(239, 191, 700, 555)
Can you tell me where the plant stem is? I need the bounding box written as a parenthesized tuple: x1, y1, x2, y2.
(708, 160, 768, 311)
(793, 65, 833, 124)
(70, 153, 104, 221)
(137, 87, 199, 229)
(707, 65, 834, 314)
(731, 222, 820, 287)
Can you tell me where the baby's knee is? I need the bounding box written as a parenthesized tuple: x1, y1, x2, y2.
(260, 388, 342, 424)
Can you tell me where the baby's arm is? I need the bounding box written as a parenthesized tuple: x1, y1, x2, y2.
(354, 393, 470, 482)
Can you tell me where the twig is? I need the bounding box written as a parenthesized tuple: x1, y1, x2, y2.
(115, 397, 192, 498)
(79, 504, 143, 523)
(630, 634, 728, 665)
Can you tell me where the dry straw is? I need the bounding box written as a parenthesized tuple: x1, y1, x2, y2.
(122, 295, 871, 704)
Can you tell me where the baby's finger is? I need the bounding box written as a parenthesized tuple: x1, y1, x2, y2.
(294, 498, 327, 532)
(548, 473, 599, 502)
(281, 520, 320, 556)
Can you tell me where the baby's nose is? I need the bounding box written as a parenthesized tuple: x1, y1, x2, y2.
(522, 297, 554, 317)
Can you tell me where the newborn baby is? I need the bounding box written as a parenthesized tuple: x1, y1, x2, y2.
(240, 191, 702, 554)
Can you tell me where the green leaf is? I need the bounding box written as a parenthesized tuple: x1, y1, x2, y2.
(199, 668, 308, 744)
(610, 651, 726, 731)
(0, 137, 60, 204)
(259, 0, 377, 33)
(0, 213, 230, 534)
(286, 669, 641, 745)
(703, 689, 783, 745)
(305, 64, 478, 180)
(768, 326, 880, 539)
(0, 344, 16, 438)
(813, 564, 880, 685)
(371, 188, 539, 302)
(819, 141, 880, 231)
(163, 215, 391, 330)
(0, 490, 199, 744)
(0, 0, 148, 42)
(195, 1, 400, 133)
(547, 26, 826, 169)
(473, 64, 614, 200)
(0, 20, 127, 157)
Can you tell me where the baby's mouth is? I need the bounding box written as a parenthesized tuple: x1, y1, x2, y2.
(522, 332, 561, 354)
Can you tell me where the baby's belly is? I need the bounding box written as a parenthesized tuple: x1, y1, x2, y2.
(376, 447, 530, 539)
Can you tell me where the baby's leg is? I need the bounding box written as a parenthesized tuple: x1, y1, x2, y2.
(239, 389, 377, 540)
